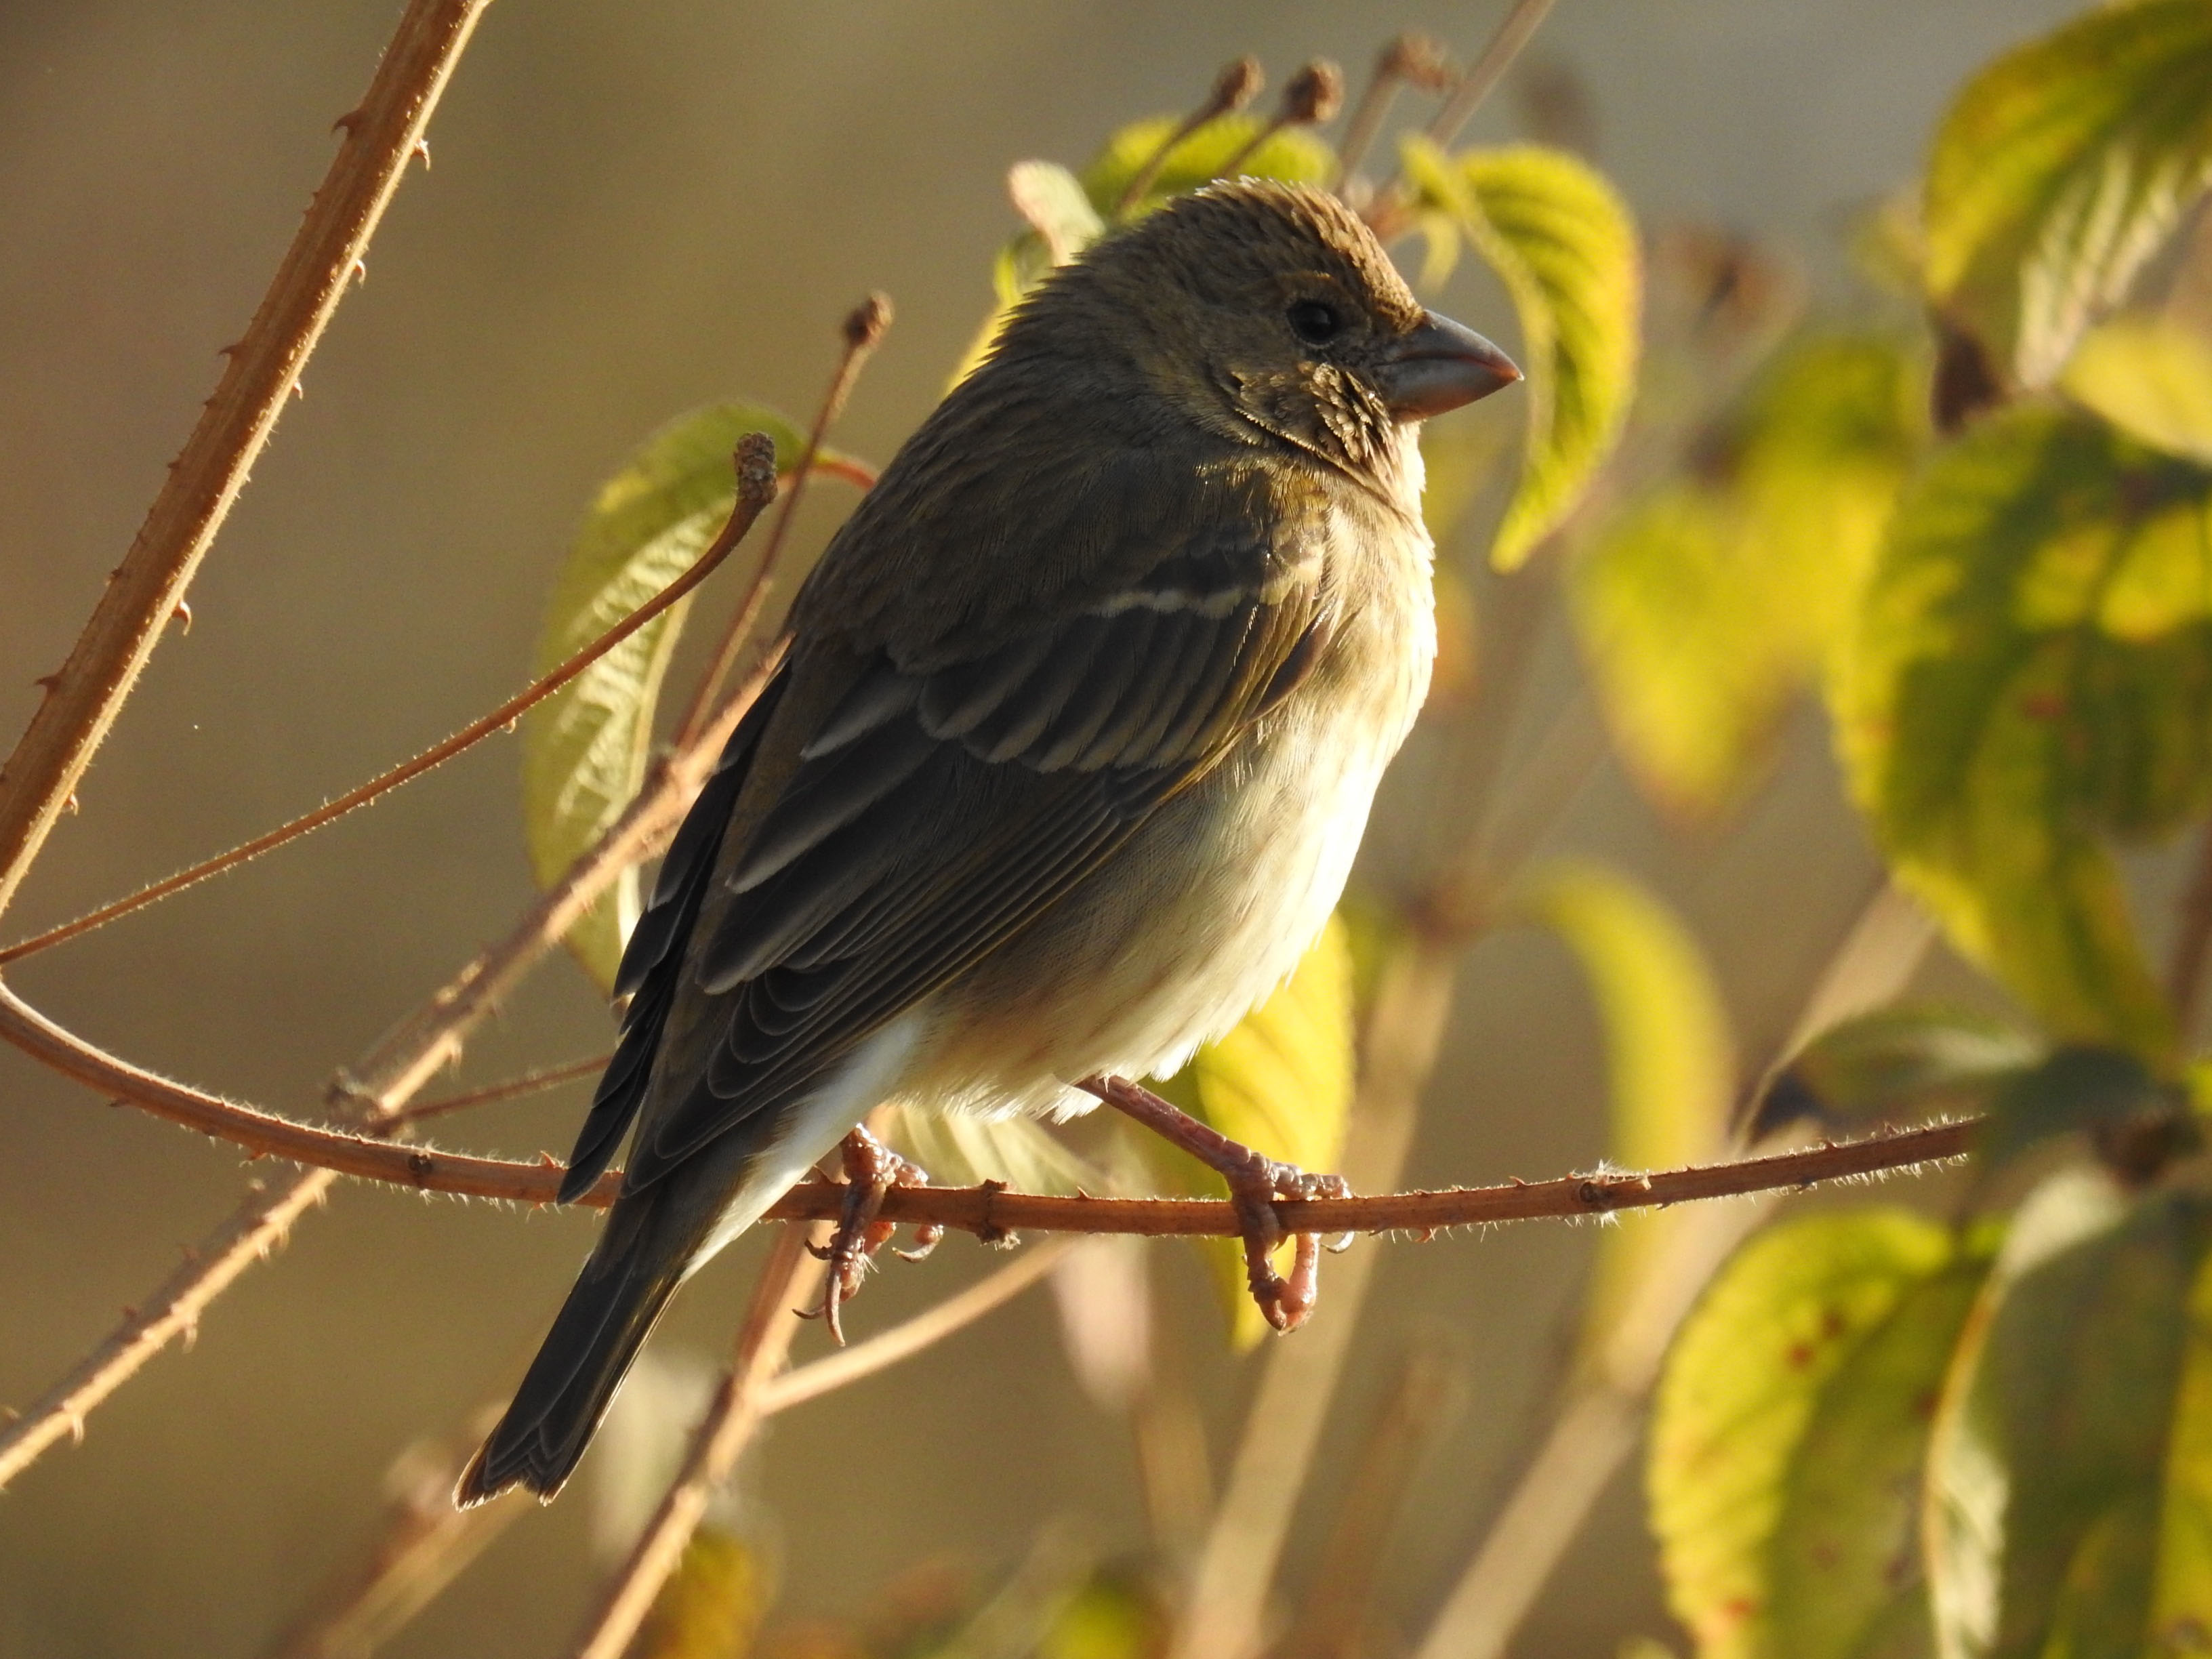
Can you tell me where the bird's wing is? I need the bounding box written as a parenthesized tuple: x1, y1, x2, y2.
(613, 481, 1339, 1192)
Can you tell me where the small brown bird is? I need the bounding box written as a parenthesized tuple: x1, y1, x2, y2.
(459, 178, 1517, 1506)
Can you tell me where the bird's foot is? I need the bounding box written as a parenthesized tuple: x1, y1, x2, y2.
(1077, 1073, 1349, 1332)
(802, 1124, 937, 1345)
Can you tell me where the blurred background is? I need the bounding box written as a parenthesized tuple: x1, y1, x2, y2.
(0, 1, 2087, 1654)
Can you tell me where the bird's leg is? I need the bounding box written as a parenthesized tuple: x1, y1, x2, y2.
(1076, 1073, 1349, 1332)
(803, 1124, 935, 1345)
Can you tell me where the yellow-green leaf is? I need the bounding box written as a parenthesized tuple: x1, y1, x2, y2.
(1833, 403, 2212, 1065)
(1923, 0, 2212, 388)
(1526, 861, 1734, 1349)
(1572, 334, 1921, 818)
(630, 1526, 770, 1659)
(1078, 113, 1335, 223)
(1401, 137, 1641, 571)
(1651, 1208, 1986, 1659)
(2062, 313, 2212, 466)
(1146, 915, 1357, 1349)
(522, 403, 844, 989)
(1925, 1171, 2212, 1659)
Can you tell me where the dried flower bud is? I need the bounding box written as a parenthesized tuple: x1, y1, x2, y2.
(1282, 60, 1345, 127)
(843, 291, 894, 352)
(1380, 33, 1454, 93)
(1206, 56, 1265, 119)
(733, 430, 780, 506)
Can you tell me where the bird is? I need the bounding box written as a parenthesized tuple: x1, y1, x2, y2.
(457, 178, 1518, 1507)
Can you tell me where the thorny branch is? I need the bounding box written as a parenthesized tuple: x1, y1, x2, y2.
(0, 0, 494, 921)
(0, 969, 1975, 1233)
(570, 1227, 827, 1659)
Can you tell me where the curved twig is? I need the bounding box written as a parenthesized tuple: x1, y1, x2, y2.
(0, 970, 1976, 1230)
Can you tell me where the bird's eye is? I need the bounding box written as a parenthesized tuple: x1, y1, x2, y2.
(1286, 299, 1345, 347)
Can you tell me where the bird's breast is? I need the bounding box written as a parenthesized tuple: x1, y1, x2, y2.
(916, 506, 1435, 1116)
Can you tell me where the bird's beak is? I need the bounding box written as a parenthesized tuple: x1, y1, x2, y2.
(1376, 310, 1521, 421)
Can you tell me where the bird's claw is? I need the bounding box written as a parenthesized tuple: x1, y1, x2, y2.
(1078, 1073, 1351, 1334)
(796, 1125, 932, 1345)
(1228, 1158, 1351, 1332)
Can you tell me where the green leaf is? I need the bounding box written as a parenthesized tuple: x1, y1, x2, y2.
(1573, 334, 1922, 816)
(1978, 1044, 2171, 1170)
(1925, 1171, 2212, 1659)
(1525, 860, 1734, 1348)
(2062, 314, 2212, 466)
(1923, 0, 2212, 388)
(1145, 914, 1357, 1349)
(1750, 1003, 2041, 1141)
(1834, 403, 2212, 1065)
(1650, 1208, 1988, 1659)
(630, 1525, 770, 1659)
(522, 403, 832, 989)
(1401, 137, 1641, 571)
(1078, 113, 1336, 222)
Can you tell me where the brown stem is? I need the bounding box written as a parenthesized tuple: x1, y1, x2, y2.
(570, 1226, 827, 1659)
(0, 0, 494, 923)
(0, 438, 779, 966)
(391, 1051, 614, 1125)
(672, 296, 890, 750)
(0, 1167, 334, 1489)
(1332, 36, 1452, 192)
(1363, 0, 1559, 238)
(758, 1235, 1074, 1415)
(0, 964, 1978, 1226)
(1425, 0, 1559, 148)
(1284, 1338, 1461, 1659)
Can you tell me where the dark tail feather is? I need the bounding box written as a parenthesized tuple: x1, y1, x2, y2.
(456, 1192, 699, 1507)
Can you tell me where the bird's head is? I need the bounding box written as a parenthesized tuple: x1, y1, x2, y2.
(1046, 178, 1520, 490)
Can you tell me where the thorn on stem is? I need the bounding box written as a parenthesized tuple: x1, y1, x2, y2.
(170, 600, 192, 634)
(332, 108, 365, 136)
(412, 139, 432, 170)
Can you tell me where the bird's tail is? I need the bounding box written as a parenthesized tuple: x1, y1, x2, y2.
(456, 1189, 703, 1507)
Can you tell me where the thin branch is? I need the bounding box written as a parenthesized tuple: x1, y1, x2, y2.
(0, 1167, 334, 1488)
(392, 1052, 613, 1125)
(672, 295, 890, 750)
(0, 966, 1978, 1229)
(0, 0, 494, 922)
(758, 1235, 1076, 1415)
(1332, 35, 1454, 192)
(1424, 0, 1559, 149)
(570, 1226, 828, 1659)
(0, 438, 780, 966)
